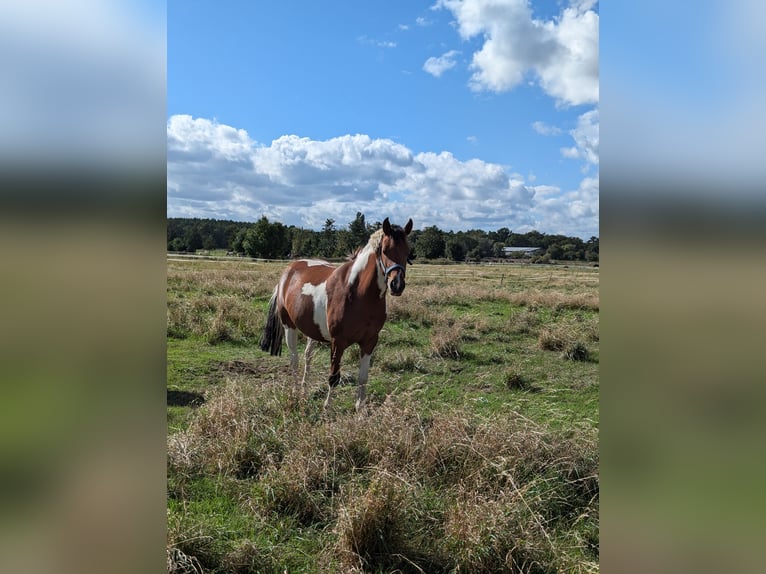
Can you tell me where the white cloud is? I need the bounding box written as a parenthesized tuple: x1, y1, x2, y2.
(168, 114, 598, 237)
(434, 0, 598, 106)
(416, 17, 432, 26)
(357, 35, 397, 48)
(561, 108, 599, 169)
(532, 175, 599, 237)
(532, 121, 562, 136)
(423, 50, 461, 77)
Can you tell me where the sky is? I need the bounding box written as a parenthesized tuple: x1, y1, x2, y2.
(168, 0, 599, 238)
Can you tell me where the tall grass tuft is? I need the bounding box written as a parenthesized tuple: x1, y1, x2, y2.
(429, 322, 463, 359)
(334, 472, 418, 572)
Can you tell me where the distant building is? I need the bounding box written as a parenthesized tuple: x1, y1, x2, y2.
(502, 246, 541, 257)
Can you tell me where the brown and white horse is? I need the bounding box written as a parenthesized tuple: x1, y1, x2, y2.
(260, 217, 413, 411)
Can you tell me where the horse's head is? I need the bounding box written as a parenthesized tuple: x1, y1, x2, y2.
(379, 217, 413, 296)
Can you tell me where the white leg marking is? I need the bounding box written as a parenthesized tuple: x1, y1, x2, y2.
(355, 353, 371, 412)
(302, 338, 317, 387)
(300, 282, 331, 341)
(285, 328, 298, 374)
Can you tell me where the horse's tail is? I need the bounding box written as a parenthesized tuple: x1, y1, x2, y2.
(260, 287, 284, 356)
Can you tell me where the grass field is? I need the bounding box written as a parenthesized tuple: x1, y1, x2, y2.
(167, 257, 599, 573)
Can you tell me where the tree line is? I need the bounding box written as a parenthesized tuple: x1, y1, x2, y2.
(167, 213, 598, 263)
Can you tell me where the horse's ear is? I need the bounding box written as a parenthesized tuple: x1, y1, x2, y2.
(404, 218, 413, 235)
(382, 217, 391, 235)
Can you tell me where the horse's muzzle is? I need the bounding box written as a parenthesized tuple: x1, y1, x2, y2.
(389, 273, 405, 296)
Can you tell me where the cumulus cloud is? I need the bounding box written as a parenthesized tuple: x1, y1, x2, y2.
(434, 0, 598, 106)
(423, 50, 461, 77)
(532, 176, 599, 238)
(561, 108, 599, 169)
(167, 115, 599, 237)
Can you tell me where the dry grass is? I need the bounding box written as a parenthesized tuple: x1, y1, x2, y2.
(167, 377, 287, 483)
(167, 262, 280, 299)
(429, 322, 464, 359)
(537, 316, 597, 361)
(508, 290, 599, 311)
(334, 471, 418, 572)
(168, 377, 598, 572)
(167, 296, 262, 343)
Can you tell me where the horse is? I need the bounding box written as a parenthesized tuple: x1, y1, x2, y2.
(260, 217, 413, 412)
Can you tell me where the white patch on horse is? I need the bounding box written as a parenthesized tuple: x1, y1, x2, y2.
(302, 259, 333, 267)
(348, 247, 387, 297)
(300, 282, 330, 340)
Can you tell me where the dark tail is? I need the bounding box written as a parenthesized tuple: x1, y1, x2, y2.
(259, 288, 284, 356)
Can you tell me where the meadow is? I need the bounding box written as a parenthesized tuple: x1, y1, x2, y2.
(166, 256, 599, 573)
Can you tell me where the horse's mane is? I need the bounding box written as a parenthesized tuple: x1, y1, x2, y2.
(347, 225, 409, 261)
(347, 228, 385, 260)
(367, 228, 385, 251)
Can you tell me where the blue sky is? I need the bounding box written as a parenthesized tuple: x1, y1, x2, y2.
(168, 1, 599, 238)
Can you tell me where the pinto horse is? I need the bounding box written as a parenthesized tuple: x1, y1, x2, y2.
(260, 217, 413, 411)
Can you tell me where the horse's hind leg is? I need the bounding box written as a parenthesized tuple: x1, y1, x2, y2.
(285, 328, 299, 375)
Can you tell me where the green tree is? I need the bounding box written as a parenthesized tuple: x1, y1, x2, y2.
(335, 229, 353, 257)
(415, 226, 445, 259)
(318, 218, 337, 258)
(348, 211, 368, 248)
(585, 236, 599, 262)
(185, 229, 203, 252)
(231, 228, 247, 254)
(446, 238, 466, 261)
(169, 237, 186, 252)
(243, 216, 289, 259)
(546, 244, 564, 260)
(290, 227, 316, 258)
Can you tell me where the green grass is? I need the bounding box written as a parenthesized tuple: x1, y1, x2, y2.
(167, 259, 599, 573)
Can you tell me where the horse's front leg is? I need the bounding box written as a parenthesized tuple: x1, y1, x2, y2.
(356, 339, 378, 413)
(355, 352, 372, 413)
(302, 337, 318, 394)
(323, 341, 346, 411)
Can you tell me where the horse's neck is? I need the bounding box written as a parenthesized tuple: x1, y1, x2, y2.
(348, 246, 386, 299)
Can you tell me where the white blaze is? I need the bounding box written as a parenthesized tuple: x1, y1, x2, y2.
(301, 281, 330, 340)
